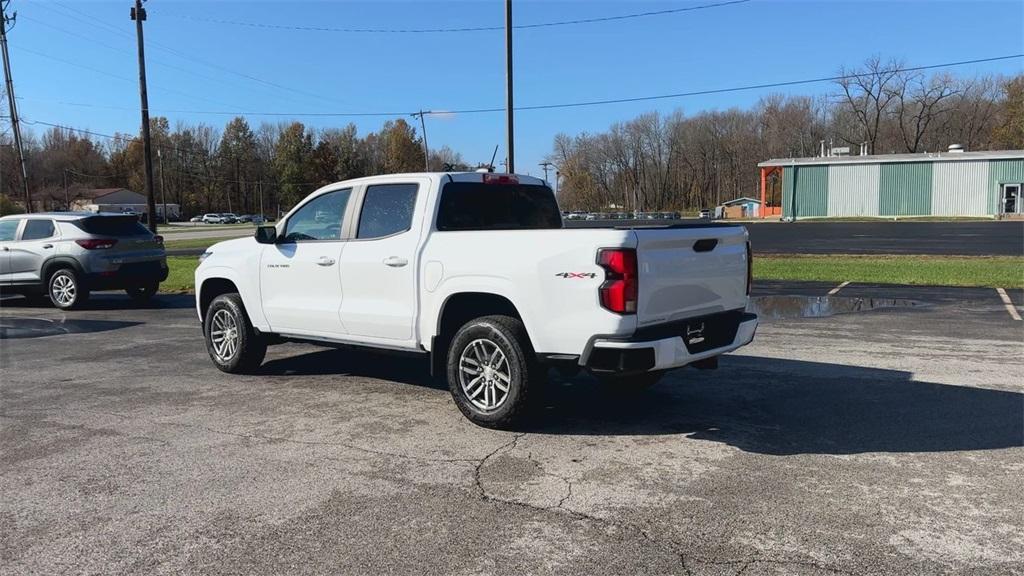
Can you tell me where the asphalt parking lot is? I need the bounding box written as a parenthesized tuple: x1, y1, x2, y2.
(2, 285, 1022, 575)
(566, 220, 1024, 256)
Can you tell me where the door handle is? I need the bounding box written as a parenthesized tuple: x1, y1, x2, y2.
(42, 244, 53, 249)
(317, 256, 336, 266)
(383, 256, 408, 267)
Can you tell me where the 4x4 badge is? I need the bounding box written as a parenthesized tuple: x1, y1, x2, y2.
(555, 272, 597, 279)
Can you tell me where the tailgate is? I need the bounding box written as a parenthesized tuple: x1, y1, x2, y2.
(634, 226, 749, 326)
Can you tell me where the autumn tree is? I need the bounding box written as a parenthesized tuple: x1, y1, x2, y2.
(272, 122, 314, 209)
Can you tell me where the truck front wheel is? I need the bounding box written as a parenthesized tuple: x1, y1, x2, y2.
(446, 315, 537, 429)
(204, 293, 266, 374)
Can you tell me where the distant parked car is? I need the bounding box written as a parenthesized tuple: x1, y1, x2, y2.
(235, 215, 253, 223)
(190, 215, 204, 223)
(0, 212, 167, 309)
(220, 213, 239, 224)
(201, 213, 222, 224)
(699, 209, 712, 219)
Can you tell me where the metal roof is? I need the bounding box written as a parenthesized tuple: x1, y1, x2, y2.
(758, 149, 1024, 168)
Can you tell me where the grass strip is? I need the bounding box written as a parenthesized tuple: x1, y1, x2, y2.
(755, 254, 1023, 288)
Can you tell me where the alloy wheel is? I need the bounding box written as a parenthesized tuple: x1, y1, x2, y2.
(458, 338, 511, 411)
(50, 273, 76, 307)
(210, 309, 240, 362)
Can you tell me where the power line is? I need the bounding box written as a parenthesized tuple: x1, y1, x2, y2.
(18, 53, 1024, 119)
(151, 0, 751, 34)
(40, 0, 362, 110)
(12, 45, 238, 109)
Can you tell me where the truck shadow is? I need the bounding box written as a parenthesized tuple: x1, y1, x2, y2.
(527, 355, 1024, 455)
(259, 349, 1023, 455)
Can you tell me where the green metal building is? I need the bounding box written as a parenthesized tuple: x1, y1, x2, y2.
(756, 148, 1024, 219)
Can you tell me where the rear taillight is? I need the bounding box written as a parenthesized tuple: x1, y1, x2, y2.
(746, 241, 752, 296)
(597, 248, 638, 314)
(75, 238, 118, 250)
(154, 235, 164, 246)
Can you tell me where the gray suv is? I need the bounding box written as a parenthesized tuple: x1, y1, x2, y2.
(0, 212, 168, 309)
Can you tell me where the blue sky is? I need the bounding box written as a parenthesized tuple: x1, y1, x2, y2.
(9, 0, 1024, 176)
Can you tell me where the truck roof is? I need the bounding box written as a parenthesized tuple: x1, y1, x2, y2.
(322, 172, 548, 188)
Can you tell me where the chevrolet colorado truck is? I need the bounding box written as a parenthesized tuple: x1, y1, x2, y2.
(195, 172, 757, 427)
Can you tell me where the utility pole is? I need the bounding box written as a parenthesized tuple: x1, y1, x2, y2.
(504, 0, 514, 173)
(157, 148, 167, 223)
(1, 1, 30, 212)
(412, 110, 429, 171)
(63, 169, 68, 209)
(554, 170, 559, 196)
(258, 179, 264, 220)
(539, 161, 553, 184)
(131, 0, 158, 233)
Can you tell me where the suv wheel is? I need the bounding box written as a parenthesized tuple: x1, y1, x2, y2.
(446, 315, 537, 428)
(48, 268, 89, 310)
(126, 282, 159, 303)
(204, 293, 266, 373)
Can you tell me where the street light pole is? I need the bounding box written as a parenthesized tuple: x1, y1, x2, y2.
(131, 0, 158, 233)
(504, 0, 514, 173)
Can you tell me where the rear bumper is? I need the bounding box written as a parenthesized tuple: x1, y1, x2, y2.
(583, 310, 757, 374)
(85, 260, 169, 290)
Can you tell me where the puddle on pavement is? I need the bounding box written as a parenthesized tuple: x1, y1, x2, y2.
(0, 317, 141, 339)
(748, 296, 928, 319)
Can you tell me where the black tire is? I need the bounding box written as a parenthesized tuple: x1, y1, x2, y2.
(597, 370, 665, 392)
(47, 267, 89, 310)
(126, 282, 159, 303)
(446, 315, 538, 429)
(203, 293, 266, 374)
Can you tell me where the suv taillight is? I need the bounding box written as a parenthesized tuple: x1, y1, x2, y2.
(75, 238, 118, 250)
(746, 241, 752, 296)
(597, 248, 638, 314)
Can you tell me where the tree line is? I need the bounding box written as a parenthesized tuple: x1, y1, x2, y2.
(2, 58, 1021, 217)
(0, 117, 468, 216)
(549, 59, 1023, 213)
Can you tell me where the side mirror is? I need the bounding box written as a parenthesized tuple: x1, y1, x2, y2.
(255, 225, 278, 244)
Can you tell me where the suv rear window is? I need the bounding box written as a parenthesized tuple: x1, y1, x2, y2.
(436, 183, 562, 231)
(74, 216, 151, 236)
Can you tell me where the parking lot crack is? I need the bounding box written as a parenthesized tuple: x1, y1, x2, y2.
(162, 422, 480, 464)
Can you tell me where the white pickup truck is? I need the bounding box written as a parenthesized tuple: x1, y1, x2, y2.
(195, 172, 757, 427)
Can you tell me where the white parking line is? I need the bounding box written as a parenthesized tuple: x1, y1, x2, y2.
(995, 288, 1022, 321)
(827, 281, 850, 296)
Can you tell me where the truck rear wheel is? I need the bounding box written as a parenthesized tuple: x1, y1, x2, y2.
(446, 315, 537, 429)
(204, 293, 266, 374)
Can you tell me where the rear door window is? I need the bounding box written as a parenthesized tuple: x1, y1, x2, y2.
(436, 183, 562, 231)
(21, 219, 55, 241)
(356, 184, 418, 239)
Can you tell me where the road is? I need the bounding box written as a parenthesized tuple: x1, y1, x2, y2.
(2, 284, 1021, 574)
(566, 220, 1024, 256)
